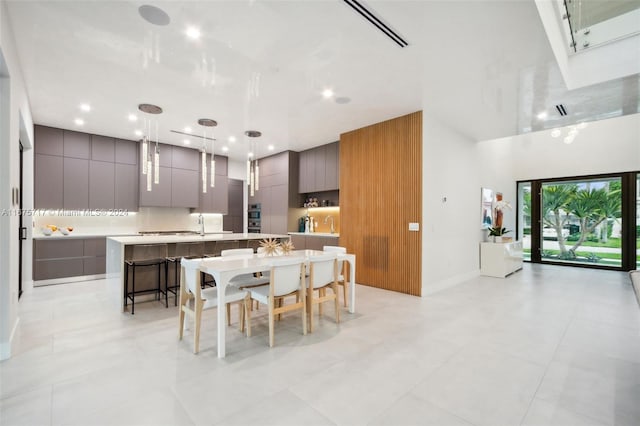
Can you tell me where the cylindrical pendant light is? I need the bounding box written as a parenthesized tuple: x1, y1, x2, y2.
(138, 103, 163, 190)
(198, 118, 217, 193)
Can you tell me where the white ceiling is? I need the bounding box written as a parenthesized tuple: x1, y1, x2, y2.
(5, 0, 639, 161)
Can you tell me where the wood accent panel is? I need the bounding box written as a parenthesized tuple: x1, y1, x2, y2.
(340, 111, 422, 296)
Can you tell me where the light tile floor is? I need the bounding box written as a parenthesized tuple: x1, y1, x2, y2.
(1, 264, 639, 426)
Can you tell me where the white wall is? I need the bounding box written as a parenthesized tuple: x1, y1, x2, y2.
(422, 114, 483, 295)
(422, 112, 640, 296)
(0, 0, 34, 360)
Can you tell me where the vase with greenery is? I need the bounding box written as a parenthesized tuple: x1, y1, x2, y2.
(488, 227, 510, 242)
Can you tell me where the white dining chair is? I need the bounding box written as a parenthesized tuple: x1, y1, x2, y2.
(306, 252, 340, 333)
(323, 245, 348, 307)
(244, 257, 307, 347)
(178, 258, 249, 354)
(221, 248, 270, 289)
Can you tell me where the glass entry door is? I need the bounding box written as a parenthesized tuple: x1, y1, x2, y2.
(540, 177, 622, 268)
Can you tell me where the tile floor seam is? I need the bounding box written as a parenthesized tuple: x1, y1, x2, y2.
(517, 302, 578, 426)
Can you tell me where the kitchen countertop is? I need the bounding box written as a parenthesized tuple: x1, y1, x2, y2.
(33, 231, 234, 240)
(288, 232, 340, 237)
(107, 233, 290, 245)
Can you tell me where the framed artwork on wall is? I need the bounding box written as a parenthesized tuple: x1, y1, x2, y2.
(481, 187, 493, 229)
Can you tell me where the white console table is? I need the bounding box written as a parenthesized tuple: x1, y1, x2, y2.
(480, 241, 523, 278)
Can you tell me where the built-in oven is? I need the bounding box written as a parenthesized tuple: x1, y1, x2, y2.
(248, 203, 261, 233)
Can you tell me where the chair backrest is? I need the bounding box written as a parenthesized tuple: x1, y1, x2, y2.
(323, 245, 345, 275)
(174, 241, 205, 258)
(129, 244, 168, 262)
(269, 257, 305, 297)
(221, 248, 254, 257)
(180, 257, 205, 296)
(309, 252, 337, 289)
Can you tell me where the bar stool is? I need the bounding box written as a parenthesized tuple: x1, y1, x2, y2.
(166, 241, 205, 306)
(124, 244, 168, 315)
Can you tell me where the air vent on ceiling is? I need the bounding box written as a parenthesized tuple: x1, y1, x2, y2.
(555, 104, 568, 116)
(170, 130, 216, 141)
(343, 0, 409, 48)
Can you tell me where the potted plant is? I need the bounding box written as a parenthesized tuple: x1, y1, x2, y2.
(488, 227, 511, 243)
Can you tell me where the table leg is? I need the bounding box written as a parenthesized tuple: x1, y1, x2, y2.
(348, 258, 355, 313)
(216, 275, 226, 358)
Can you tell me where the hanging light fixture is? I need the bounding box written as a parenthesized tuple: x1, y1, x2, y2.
(198, 118, 217, 193)
(245, 130, 261, 196)
(138, 103, 163, 191)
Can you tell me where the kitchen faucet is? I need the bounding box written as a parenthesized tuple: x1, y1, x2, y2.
(197, 213, 205, 236)
(324, 215, 335, 234)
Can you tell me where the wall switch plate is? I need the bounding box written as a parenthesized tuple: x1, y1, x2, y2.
(409, 222, 420, 231)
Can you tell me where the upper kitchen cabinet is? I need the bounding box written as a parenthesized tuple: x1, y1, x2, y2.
(138, 143, 200, 208)
(91, 135, 115, 162)
(249, 151, 300, 234)
(298, 142, 339, 193)
(63, 130, 90, 159)
(34, 125, 63, 156)
(34, 125, 140, 210)
(195, 155, 229, 214)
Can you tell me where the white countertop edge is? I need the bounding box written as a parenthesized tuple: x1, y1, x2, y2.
(288, 232, 340, 237)
(107, 233, 290, 244)
(33, 231, 235, 240)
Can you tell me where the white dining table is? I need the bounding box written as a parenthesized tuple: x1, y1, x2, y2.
(198, 249, 356, 358)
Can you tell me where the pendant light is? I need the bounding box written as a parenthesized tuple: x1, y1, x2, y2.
(138, 103, 163, 191)
(245, 130, 261, 196)
(198, 118, 217, 193)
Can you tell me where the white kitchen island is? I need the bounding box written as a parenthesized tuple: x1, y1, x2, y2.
(106, 233, 290, 312)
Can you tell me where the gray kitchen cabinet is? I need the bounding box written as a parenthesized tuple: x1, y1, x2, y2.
(35, 125, 140, 210)
(63, 157, 89, 210)
(298, 142, 339, 193)
(195, 155, 229, 213)
(171, 145, 198, 170)
(223, 178, 243, 232)
(249, 151, 300, 234)
(89, 160, 115, 209)
(313, 146, 326, 192)
(139, 166, 172, 207)
(290, 235, 339, 250)
(158, 143, 172, 167)
(63, 130, 90, 159)
(91, 135, 115, 162)
(34, 153, 63, 209)
(171, 168, 199, 208)
(33, 237, 106, 281)
(115, 163, 138, 211)
(115, 139, 138, 165)
(325, 142, 339, 190)
(35, 125, 63, 156)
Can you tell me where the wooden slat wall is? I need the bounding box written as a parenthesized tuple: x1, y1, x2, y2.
(339, 111, 422, 296)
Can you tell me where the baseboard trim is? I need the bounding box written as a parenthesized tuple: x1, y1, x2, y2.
(34, 274, 106, 287)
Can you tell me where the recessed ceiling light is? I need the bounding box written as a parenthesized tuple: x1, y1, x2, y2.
(186, 26, 201, 40)
(183, 139, 191, 145)
(79, 103, 91, 112)
(184, 126, 192, 133)
(268, 144, 274, 151)
(536, 111, 547, 120)
(248, 152, 253, 158)
(228, 136, 236, 143)
(322, 88, 334, 98)
(134, 129, 143, 137)
(551, 129, 561, 138)
(74, 118, 84, 126)
(222, 146, 229, 152)
(128, 114, 138, 122)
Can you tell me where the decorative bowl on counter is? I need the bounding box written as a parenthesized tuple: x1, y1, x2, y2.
(41, 228, 52, 236)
